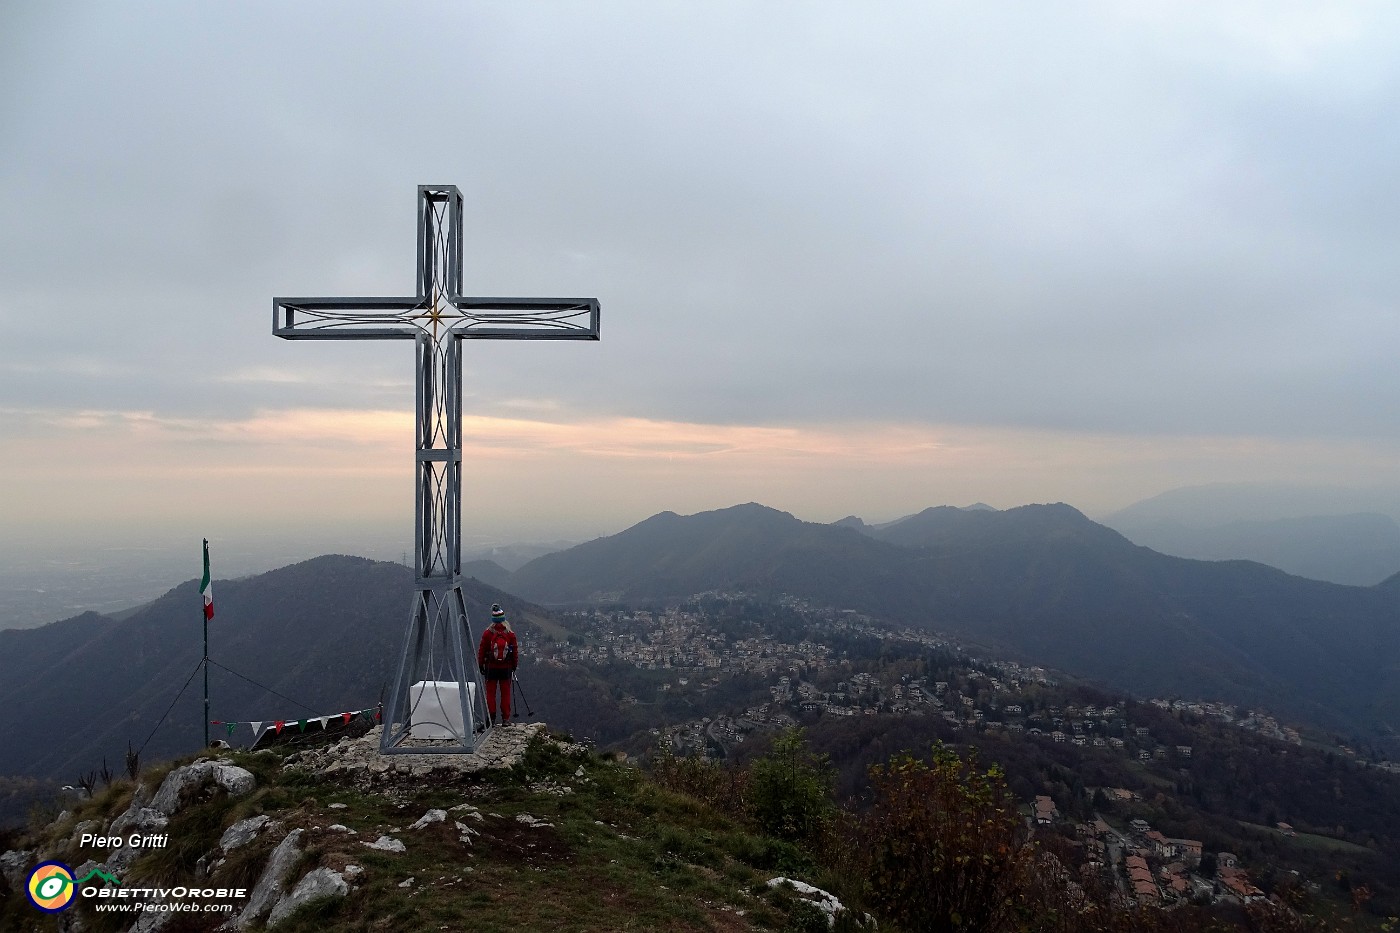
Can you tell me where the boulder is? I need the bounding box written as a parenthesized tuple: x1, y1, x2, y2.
(150, 761, 255, 816)
(232, 828, 303, 929)
(67, 820, 98, 846)
(361, 835, 405, 853)
(219, 815, 271, 852)
(266, 867, 349, 928)
(409, 809, 446, 830)
(110, 805, 168, 836)
(212, 763, 256, 797)
(105, 844, 141, 875)
(107, 782, 163, 836)
(0, 848, 33, 891)
(768, 877, 869, 930)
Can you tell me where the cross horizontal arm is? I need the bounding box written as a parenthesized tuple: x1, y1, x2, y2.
(274, 297, 599, 341)
(450, 297, 600, 340)
(274, 297, 423, 340)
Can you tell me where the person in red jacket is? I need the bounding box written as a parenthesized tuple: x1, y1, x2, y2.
(477, 604, 519, 727)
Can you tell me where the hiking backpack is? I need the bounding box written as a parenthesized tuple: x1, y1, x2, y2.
(484, 627, 515, 667)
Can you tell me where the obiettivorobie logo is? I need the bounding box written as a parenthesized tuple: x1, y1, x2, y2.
(25, 859, 248, 918)
(26, 862, 121, 913)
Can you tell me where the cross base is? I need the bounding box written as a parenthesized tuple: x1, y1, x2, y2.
(380, 585, 489, 755)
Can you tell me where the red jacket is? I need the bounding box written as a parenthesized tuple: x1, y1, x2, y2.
(477, 623, 518, 673)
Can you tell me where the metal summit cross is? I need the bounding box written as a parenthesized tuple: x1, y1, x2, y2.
(274, 185, 599, 754)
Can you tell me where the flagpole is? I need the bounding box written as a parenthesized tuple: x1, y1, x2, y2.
(201, 539, 211, 749)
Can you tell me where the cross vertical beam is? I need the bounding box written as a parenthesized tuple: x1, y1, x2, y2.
(272, 185, 598, 754)
(415, 332, 462, 584)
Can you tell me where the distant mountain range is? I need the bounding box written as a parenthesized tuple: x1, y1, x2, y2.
(1100, 484, 1400, 586)
(7, 501, 1400, 783)
(496, 502, 1400, 745)
(1102, 512, 1400, 587)
(1105, 482, 1400, 527)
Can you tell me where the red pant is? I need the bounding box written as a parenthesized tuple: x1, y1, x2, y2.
(484, 675, 512, 721)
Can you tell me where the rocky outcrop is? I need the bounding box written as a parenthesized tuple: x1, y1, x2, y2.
(408, 809, 446, 830)
(361, 835, 405, 852)
(107, 782, 160, 837)
(231, 828, 304, 930)
(0, 847, 32, 891)
(267, 867, 349, 927)
(219, 814, 272, 852)
(4, 725, 602, 933)
(150, 760, 255, 814)
(768, 877, 875, 930)
(100, 760, 255, 849)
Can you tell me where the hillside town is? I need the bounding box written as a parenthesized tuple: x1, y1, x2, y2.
(546, 594, 1304, 761)
(1067, 806, 1272, 908)
(540, 593, 1363, 909)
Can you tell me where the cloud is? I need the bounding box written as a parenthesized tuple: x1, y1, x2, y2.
(5, 3, 1400, 544)
(5, 405, 1398, 549)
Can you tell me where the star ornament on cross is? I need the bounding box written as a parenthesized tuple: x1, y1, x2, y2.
(411, 292, 456, 343)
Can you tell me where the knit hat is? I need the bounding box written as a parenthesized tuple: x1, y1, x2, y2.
(491, 604, 507, 624)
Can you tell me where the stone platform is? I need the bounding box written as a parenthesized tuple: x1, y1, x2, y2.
(283, 722, 553, 783)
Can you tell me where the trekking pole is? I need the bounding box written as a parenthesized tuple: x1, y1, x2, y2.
(512, 672, 535, 718)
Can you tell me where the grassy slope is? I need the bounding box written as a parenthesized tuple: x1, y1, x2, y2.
(0, 736, 832, 933)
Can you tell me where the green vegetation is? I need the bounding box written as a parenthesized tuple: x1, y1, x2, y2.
(656, 731, 1400, 932)
(6, 718, 1400, 931)
(746, 728, 834, 846)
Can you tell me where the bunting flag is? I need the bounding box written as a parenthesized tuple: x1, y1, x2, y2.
(209, 706, 384, 740)
(200, 539, 214, 622)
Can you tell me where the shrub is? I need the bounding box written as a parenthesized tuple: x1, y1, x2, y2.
(748, 728, 835, 845)
(859, 744, 1035, 932)
(651, 748, 748, 812)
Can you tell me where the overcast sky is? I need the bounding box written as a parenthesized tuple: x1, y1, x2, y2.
(4, 1, 1400, 558)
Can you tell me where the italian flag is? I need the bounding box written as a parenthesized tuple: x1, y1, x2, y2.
(200, 539, 214, 622)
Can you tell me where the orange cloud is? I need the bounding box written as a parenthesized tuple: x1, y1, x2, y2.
(4, 405, 1399, 542)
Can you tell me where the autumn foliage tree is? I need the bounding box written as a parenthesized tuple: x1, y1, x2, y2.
(859, 744, 1038, 932)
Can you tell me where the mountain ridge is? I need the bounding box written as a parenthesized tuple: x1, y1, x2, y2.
(499, 502, 1400, 745)
(0, 555, 544, 781)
